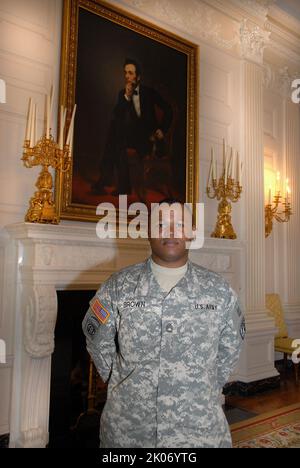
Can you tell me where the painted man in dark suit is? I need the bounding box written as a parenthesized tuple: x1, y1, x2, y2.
(92, 58, 173, 197)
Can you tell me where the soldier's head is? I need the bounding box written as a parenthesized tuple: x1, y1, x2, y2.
(148, 198, 194, 267)
(124, 58, 141, 87)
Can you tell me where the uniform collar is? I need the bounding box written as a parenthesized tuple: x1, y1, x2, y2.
(134, 257, 194, 298)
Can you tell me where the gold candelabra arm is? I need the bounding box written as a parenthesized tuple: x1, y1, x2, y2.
(206, 178, 219, 199)
(57, 144, 71, 173)
(273, 204, 292, 223)
(272, 193, 282, 210)
(265, 198, 292, 237)
(223, 178, 242, 202)
(22, 140, 40, 168)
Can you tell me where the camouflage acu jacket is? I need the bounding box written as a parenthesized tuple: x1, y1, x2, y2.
(82, 258, 245, 448)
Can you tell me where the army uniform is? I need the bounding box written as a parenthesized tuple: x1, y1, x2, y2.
(82, 258, 245, 448)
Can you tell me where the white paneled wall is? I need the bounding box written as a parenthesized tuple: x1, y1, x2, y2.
(0, 0, 62, 228)
(199, 44, 241, 237)
(0, 0, 63, 435)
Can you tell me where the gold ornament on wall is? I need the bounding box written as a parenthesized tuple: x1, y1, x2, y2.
(206, 139, 242, 239)
(22, 89, 76, 224)
(265, 171, 292, 238)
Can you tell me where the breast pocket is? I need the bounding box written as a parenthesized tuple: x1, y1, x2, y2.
(118, 301, 161, 362)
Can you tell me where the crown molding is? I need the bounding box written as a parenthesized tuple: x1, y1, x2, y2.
(203, 0, 273, 24)
(268, 4, 300, 38)
(115, 0, 299, 65)
(117, 0, 240, 53)
(265, 7, 300, 65)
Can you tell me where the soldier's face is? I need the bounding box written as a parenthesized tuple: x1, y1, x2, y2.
(124, 64, 140, 86)
(149, 204, 193, 267)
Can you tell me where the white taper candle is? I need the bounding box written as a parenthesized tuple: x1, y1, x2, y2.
(34, 103, 37, 147)
(66, 104, 77, 146)
(223, 138, 226, 175)
(46, 95, 50, 139)
(25, 98, 32, 141)
(30, 102, 35, 147)
(207, 150, 213, 186)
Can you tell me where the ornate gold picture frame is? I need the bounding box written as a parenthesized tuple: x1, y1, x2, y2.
(57, 0, 199, 222)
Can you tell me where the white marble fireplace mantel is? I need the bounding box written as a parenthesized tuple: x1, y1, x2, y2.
(5, 222, 243, 448)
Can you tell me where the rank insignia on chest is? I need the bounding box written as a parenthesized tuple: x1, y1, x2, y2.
(91, 297, 110, 324)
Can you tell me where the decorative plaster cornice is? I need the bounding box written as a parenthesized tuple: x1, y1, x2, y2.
(204, 0, 273, 25)
(265, 11, 300, 66)
(230, 0, 275, 21)
(239, 19, 270, 64)
(268, 4, 300, 38)
(118, 0, 300, 67)
(120, 0, 239, 51)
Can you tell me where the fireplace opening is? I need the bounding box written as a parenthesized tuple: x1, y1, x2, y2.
(48, 290, 107, 448)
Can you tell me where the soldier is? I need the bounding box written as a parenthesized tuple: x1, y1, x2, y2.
(82, 199, 245, 448)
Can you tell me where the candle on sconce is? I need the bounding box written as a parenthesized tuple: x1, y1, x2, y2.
(46, 95, 50, 139)
(214, 158, 217, 181)
(276, 171, 281, 194)
(49, 85, 54, 121)
(231, 150, 236, 180)
(268, 187, 272, 205)
(228, 147, 233, 179)
(207, 149, 213, 186)
(25, 98, 33, 141)
(48, 85, 54, 138)
(286, 179, 291, 204)
(66, 104, 77, 146)
(224, 151, 228, 185)
(223, 138, 226, 175)
(69, 119, 75, 157)
(59, 106, 63, 150)
(212, 148, 216, 180)
(236, 151, 240, 182)
(30, 102, 35, 147)
(34, 103, 37, 147)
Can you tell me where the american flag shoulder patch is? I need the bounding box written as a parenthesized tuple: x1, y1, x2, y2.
(91, 297, 110, 324)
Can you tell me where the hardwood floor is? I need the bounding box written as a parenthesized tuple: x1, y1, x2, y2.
(226, 368, 300, 415)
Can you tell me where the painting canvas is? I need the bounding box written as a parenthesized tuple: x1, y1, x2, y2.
(57, 0, 199, 221)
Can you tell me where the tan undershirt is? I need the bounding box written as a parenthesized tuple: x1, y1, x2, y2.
(150, 258, 188, 293)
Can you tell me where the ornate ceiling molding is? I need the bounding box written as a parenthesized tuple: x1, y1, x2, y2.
(230, 0, 275, 22)
(118, 0, 299, 66)
(265, 9, 300, 66)
(122, 0, 239, 51)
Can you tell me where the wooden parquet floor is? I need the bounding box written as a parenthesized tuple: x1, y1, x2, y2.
(227, 369, 300, 415)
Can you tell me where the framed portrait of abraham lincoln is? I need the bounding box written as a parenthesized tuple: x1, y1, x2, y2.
(57, 0, 199, 222)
